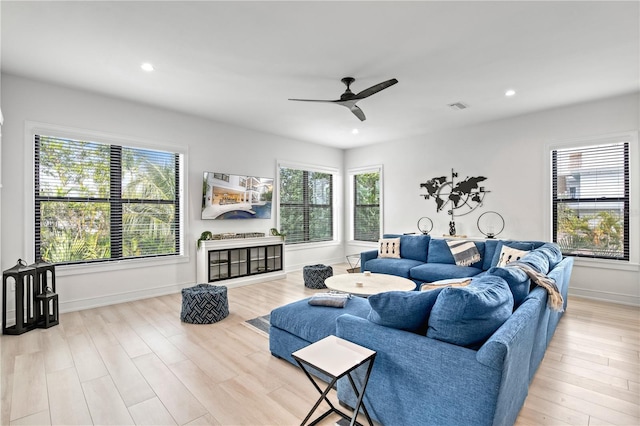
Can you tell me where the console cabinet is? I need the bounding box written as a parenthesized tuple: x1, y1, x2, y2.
(196, 237, 285, 287)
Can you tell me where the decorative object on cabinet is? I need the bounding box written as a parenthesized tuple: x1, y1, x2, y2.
(197, 231, 213, 248)
(477, 211, 505, 239)
(270, 228, 286, 239)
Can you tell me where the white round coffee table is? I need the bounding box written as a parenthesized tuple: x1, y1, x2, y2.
(325, 272, 416, 296)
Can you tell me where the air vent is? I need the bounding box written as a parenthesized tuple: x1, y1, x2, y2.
(448, 102, 469, 110)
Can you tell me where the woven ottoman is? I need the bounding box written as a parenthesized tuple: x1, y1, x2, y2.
(181, 284, 229, 324)
(303, 264, 333, 289)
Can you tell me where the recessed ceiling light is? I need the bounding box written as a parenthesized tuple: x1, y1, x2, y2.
(140, 63, 155, 72)
(352, 129, 359, 135)
(505, 89, 516, 97)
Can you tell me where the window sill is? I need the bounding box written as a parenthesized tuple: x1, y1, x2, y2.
(54, 255, 190, 277)
(347, 240, 379, 247)
(572, 257, 639, 272)
(284, 240, 340, 251)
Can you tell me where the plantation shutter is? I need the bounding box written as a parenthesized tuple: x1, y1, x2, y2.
(279, 166, 334, 244)
(552, 142, 629, 260)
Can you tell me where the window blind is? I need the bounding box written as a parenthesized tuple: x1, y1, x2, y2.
(354, 171, 381, 242)
(35, 135, 181, 264)
(279, 166, 333, 244)
(552, 142, 629, 260)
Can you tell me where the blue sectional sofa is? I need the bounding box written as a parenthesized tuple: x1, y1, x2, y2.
(269, 236, 573, 426)
(362, 234, 545, 285)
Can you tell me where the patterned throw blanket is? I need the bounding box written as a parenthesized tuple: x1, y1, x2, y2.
(447, 240, 481, 266)
(507, 262, 564, 312)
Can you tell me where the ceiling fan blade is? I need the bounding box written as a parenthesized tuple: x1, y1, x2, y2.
(288, 98, 336, 103)
(354, 78, 398, 100)
(350, 105, 366, 121)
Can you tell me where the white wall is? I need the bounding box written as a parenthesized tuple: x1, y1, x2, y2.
(2, 73, 638, 315)
(345, 92, 640, 306)
(1, 74, 345, 314)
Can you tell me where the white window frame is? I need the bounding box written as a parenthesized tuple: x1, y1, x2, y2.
(545, 131, 639, 269)
(348, 165, 383, 243)
(276, 160, 341, 249)
(24, 121, 189, 276)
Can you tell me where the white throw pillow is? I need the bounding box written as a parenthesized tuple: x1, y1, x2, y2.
(378, 238, 401, 259)
(496, 246, 529, 267)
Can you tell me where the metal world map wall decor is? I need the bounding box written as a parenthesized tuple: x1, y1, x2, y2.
(419, 168, 489, 235)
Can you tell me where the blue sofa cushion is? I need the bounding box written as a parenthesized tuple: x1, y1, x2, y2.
(270, 296, 370, 343)
(535, 242, 563, 269)
(482, 239, 501, 270)
(518, 249, 550, 274)
(384, 234, 430, 262)
(367, 289, 443, 334)
(427, 275, 514, 349)
(486, 266, 530, 307)
(409, 263, 483, 283)
(490, 241, 536, 268)
(364, 258, 424, 279)
(427, 238, 484, 268)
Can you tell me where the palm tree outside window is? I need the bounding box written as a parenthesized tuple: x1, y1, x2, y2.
(34, 135, 182, 264)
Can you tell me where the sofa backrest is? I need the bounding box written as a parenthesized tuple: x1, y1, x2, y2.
(487, 240, 542, 269)
(383, 234, 430, 263)
(426, 238, 485, 269)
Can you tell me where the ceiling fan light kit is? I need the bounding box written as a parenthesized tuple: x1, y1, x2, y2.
(289, 76, 398, 121)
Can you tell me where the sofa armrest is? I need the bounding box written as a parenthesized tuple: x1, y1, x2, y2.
(476, 296, 542, 369)
(475, 295, 544, 426)
(360, 249, 378, 270)
(547, 256, 574, 302)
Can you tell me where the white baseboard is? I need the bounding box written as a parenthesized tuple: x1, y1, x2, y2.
(2, 272, 289, 325)
(284, 257, 345, 273)
(60, 281, 194, 314)
(60, 271, 288, 313)
(568, 287, 640, 307)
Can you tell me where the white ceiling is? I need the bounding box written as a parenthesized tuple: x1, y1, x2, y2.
(2, 1, 639, 149)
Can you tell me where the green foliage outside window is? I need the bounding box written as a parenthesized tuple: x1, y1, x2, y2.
(36, 135, 179, 264)
(556, 204, 625, 259)
(279, 167, 333, 244)
(354, 172, 380, 242)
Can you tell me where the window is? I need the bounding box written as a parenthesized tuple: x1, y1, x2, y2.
(35, 134, 182, 264)
(351, 167, 382, 242)
(552, 141, 629, 260)
(279, 164, 335, 244)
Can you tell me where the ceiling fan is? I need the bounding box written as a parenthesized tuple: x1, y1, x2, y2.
(289, 77, 398, 121)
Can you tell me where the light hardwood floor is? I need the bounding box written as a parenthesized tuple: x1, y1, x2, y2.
(1, 263, 638, 425)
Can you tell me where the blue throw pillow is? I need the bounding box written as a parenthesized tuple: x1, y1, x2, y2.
(518, 250, 550, 275)
(487, 266, 530, 307)
(427, 275, 514, 349)
(535, 242, 563, 269)
(368, 289, 443, 334)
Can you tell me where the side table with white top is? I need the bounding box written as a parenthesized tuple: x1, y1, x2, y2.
(292, 335, 376, 426)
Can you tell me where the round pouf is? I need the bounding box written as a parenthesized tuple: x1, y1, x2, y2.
(180, 284, 229, 324)
(303, 264, 333, 289)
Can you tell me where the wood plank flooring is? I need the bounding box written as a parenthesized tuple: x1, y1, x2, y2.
(1, 263, 638, 425)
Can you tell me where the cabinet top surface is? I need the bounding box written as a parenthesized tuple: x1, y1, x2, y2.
(198, 236, 283, 250)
